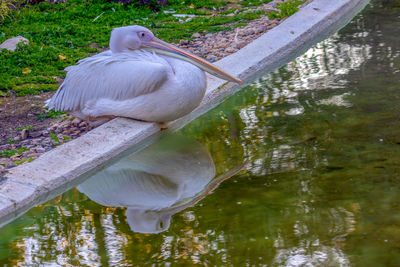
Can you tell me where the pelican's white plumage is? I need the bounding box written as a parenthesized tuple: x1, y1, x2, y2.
(46, 25, 241, 123)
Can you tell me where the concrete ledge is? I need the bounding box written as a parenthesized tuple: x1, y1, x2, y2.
(0, 0, 370, 227)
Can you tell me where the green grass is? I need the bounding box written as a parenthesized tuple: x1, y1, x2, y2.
(0, 0, 16, 20)
(14, 156, 34, 165)
(0, 146, 29, 158)
(36, 109, 66, 119)
(17, 126, 34, 131)
(49, 131, 61, 145)
(268, 0, 304, 19)
(0, 0, 304, 96)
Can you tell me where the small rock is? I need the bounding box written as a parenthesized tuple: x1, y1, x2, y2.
(79, 121, 88, 128)
(10, 155, 20, 161)
(71, 118, 82, 126)
(179, 39, 188, 45)
(0, 36, 29, 52)
(205, 33, 213, 38)
(21, 129, 29, 140)
(235, 41, 247, 49)
(71, 130, 81, 136)
(255, 25, 267, 33)
(30, 131, 42, 138)
(225, 47, 236, 53)
(192, 33, 201, 38)
(243, 28, 256, 35)
(206, 54, 217, 62)
(34, 147, 46, 153)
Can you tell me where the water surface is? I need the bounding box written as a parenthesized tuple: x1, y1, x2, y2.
(1, 0, 400, 265)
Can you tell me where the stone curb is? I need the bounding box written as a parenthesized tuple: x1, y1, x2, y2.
(0, 0, 370, 227)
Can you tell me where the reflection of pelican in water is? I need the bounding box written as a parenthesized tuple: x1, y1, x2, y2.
(77, 134, 244, 234)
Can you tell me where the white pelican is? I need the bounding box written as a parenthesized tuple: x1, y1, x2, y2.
(46, 25, 242, 123)
(77, 134, 244, 233)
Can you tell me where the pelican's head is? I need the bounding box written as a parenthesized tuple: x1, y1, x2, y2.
(110, 25, 242, 85)
(126, 208, 172, 234)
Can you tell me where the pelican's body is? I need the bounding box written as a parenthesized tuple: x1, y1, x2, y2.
(46, 26, 241, 123)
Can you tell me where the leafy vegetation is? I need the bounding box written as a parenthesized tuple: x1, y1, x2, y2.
(36, 109, 66, 119)
(49, 132, 61, 145)
(17, 126, 34, 131)
(268, 0, 304, 19)
(0, 0, 277, 96)
(14, 156, 34, 165)
(0, 146, 28, 158)
(0, 0, 16, 20)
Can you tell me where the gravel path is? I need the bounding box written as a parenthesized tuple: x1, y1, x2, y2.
(0, 0, 311, 171)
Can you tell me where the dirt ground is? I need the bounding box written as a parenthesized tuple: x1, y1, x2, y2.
(0, 92, 57, 143)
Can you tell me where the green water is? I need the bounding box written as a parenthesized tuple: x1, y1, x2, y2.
(1, 0, 400, 265)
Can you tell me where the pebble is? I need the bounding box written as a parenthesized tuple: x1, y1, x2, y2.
(79, 121, 88, 128)
(71, 118, 82, 126)
(206, 54, 217, 62)
(34, 147, 46, 153)
(10, 155, 20, 161)
(225, 47, 236, 53)
(30, 131, 42, 138)
(191, 33, 201, 38)
(0, 36, 29, 52)
(21, 129, 29, 140)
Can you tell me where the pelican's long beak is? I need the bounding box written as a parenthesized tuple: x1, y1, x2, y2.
(143, 37, 242, 85)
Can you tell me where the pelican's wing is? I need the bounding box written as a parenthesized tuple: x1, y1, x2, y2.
(47, 50, 169, 111)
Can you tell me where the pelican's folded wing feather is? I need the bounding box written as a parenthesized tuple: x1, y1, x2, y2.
(47, 51, 169, 111)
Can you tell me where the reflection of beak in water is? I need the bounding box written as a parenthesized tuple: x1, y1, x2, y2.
(77, 134, 246, 234)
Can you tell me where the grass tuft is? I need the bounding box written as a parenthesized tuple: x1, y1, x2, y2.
(268, 0, 304, 19)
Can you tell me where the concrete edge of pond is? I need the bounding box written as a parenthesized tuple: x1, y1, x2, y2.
(0, 0, 370, 227)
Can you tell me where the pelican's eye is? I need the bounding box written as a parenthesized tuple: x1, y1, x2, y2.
(138, 31, 152, 41)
